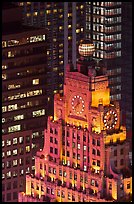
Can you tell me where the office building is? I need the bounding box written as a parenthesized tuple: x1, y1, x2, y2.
(85, 2, 122, 106)
(14, 2, 86, 108)
(19, 40, 132, 202)
(2, 3, 48, 202)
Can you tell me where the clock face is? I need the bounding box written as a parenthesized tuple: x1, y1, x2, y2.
(103, 109, 118, 130)
(71, 95, 85, 115)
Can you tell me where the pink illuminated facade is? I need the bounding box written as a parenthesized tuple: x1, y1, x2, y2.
(19, 40, 132, 202)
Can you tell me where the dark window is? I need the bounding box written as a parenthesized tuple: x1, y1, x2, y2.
(47, 187, 50, 194)
(92, 149, 95, 155)
(2, 184, 5, 191)
(67, 151, 70, 157)
(26, 136, 30, 143)
(114, 160, 117, 167)
(97, 160, 100, 167)
(26, 157, 30, 165)
(114, 149, 117, 156)
(72, 142, 75, 148)
(120, 159, 124, 165)
(7, 182, 11, 190)
(97, 149, 100, 156)
(109, 183, 112, 190)
(13, 181, 17, 189)
(83, 135, 86, 142)
(50, 137, 53, 143)
(73, 152, 75, 159)
(77, 135, 80, 140)
(2, 195, 5, 202)
(59, 169, 62, 176)
(40, 163, 43, 169)
(55, 138, 58, 144)
(97, 140, 100, 146)
(50, 128, 53, 133)
(66, 140, 69, 146)
(62, 149, 65, 156)
(127, 183, 130, 189)
(50, 147, 53, 153)
(120, 148, 123, 155)
(73, 132, 75, 139)
(55, 148, 58, 154)
(7, 193, 11, 201)
(74, 174, 77, 180)
(62, 129, 65, 136)
(55, 129, 58, 134)
(92, 138, 95, 145)
(13, 192, 18, 199)
(67, 131, 69, 137)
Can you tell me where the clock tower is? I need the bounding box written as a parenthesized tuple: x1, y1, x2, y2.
(55, 39, 120, 134)
(19, 40, 132, 202)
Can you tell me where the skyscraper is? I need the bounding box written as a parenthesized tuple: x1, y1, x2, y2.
(14, 2, 86, 108)
(2, 3, 48, 202)
(19, 40, 132, 202)
(85, 2, 122, 104)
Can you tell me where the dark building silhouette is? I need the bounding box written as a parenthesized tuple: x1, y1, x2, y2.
(2, 3, 49, 202)
(121, 2, 132, 130)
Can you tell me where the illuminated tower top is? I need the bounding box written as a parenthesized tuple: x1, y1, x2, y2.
(78, 39, 95, 57)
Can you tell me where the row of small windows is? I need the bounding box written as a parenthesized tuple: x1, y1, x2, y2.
(2, 35, 46, 48)
(2, 89, 42, 102)
(2, 146, 30, 158)
(2, 167, 30, 179)
(2, 136, 30, 147)
(45, 165, 97, 186)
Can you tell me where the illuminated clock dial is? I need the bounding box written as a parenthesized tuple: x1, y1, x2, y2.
(71, 95, 85, 115)
(103, 109, 118, 130)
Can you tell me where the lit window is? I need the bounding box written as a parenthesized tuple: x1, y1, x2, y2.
(8, 124, 21, 133)
(32, 109, 45, 117)
(2, 74, 7, 80)
(76, 29, 80, 33)
(8, 84, 20, 90)
(7, 139, 11, 146)
(13, 170, 17, 177)
(26, 146, 30, 153)
(19, 137, 23, 143)
(2, 41, 7, 48)
(13, 149, 18, 155)
(13, 160, 18, 166)
(20, 169, 24, 175)
(14, 114, 24, 121)
(2, 141, 5, 147)
(8, 104, 18, 111)
(84, 145, 86, 151)
(2, 106, 7, 113)
(2, 173, 5, 179)
(47, 21, 51, 25)
(54, 90, 58, 94)
(13, 138, 17, 145)
(7, 150, 11, 157)
(8, 51, 14, 58)
(30, 35, 45, 43)
(2, 118, 5, 123)
(84, 165, 87, 171)
(2, 65, 7, 69)
(78, 144, 80, 149)
(27, 89, 42, 97)
(2, 152, 5, 158)
(7, 171, 11, 178)
(33, 78, 39, 85)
